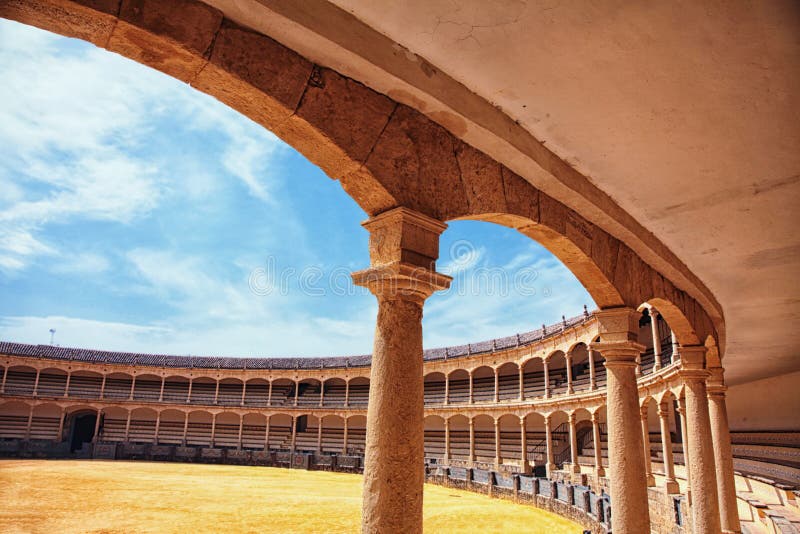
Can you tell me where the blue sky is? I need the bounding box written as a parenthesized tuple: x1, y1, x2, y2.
(0, 19, 594, 357)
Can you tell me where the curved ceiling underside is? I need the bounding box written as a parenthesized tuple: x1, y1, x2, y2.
(211, 0, 799, 385)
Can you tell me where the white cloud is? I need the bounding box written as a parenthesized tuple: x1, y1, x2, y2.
(50, 252, 110, 275)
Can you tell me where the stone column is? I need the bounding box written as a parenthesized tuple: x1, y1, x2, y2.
(444, 418, 451, 463)
(55, 408, 66, 442)
(591, 412, 605, 477)
(290, 415, 297, 453)
(493, 368, 499, 403)
(658, 401, 680, 493)
(518, 367, 525, 401)
(444, 374, 450, 405)
(0, 366, 7, 393)
(154, 412, 161, 444)
(677, 396, 692, 503)
(100, 375, 107, 399)
(264, 415, 271, 450)
(708, 366, 740, 533)
(640, 405, 656, 486)
(568, 412, 580, 473)
(545, 415, 555, 478)
(468, 371, 474, 404)
(566, 356, 574, 394)
(32, 369, 41, 397)
(671, 331, 680, 363)
(238, 415, 244, 450)
(342, 418, 349, 454)
(267, 381, 273, 407)
(351, 207, 451, 534)
(63, 373, 71, 397)
(293, 381, 299, 407)
(241, 381, 247, 407)
(590, 307, 651, 534)
(129, 375, 136, 401)
(210, 413, 217, 447)
(344, 380, 350, 407)
(543, 360, 551, 398)
(92, 408, 102, 442)
(213, 380, 220, 405)
(182, 413, 189, 445)
(158, 377, 165, 402)
(650, 309, 662, 371)
(317, 417, 323, 452)
(186, 378, 193, 403)
(319, 380, 325, 408)
(588, 348, 597, 391)
(494, 419, 502, 469)
(124, 411, 132, 441)
(25, 404, 34, 440)
(520, 417, 530, 474)
(468, 418, 476, 466)
(681, 346, 721, 534)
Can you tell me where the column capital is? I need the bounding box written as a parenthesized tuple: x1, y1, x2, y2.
(679, 345, 710, 381)
(593, 307, 642, 343)
(568, 412, 576, 423)
(590, 412, 600, 423)
(657, 402, 670, 417)
(640, 405, 649, 418)
(352, 207, 451, 303)
(649, 307, 660, 320)
(590, 340, 646, 366)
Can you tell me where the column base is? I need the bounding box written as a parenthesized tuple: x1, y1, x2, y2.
(664, 479, 680, 494)
(571, 464, 582, 474)
(546, 463, 556, 478)
(520, 462, 531, 475)
(646, 474, 656, 487)
(595, 467, 605, 478)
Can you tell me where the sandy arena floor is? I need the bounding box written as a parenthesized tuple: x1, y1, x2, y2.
(0, 459, 581, 533)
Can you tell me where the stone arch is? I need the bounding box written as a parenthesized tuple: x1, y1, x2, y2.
(423, 414, 446, 461)
(471, 414, 495, 464)
(471, 365, 493, 403)
(186, 410, 214, 446)
(496, 362, 519, 401)
(131, 373, 162, 401)
(346, 377, 370, 407)
(0, 400, 32, 439)
(446, 414, 470, 461)
(546, 350, 568, 396)
(35, 367, 68, 397)
(67, 370, 103, 399)
(128, 407, 158, 443)
(423, 372, 446, 405)
(157, 408, 187, 445)
(4, 365, 37, 395)
(162, 375, 190, 403)
(104, 372, 134, 399)
(98, 405, 129, 442)
(321, 377, 346, 407)
(446, 369, 470, 404)
(0, 0, 719, 346)
(521, 357, 545, 399)
(214, 411, 241, 448)
(217, 377, 244, 406)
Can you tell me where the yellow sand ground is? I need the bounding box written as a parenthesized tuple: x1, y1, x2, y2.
(0, 459, 581, 533)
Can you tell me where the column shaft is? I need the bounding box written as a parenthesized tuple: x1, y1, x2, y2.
(591, 413, 604, 477)
(545, 416, 555, 478)
(444, 418, 451, 462)
(32, 370, 41, 397)
(158, 377, 165, 402)
(708, 386, 741, 533)
(25, 405, 34, 440)
(641, 406, 656, 486)
(518, 367, 525, 401)
(444, 375, 450, 405)
(566, 356, 574, 394)
(264, 416, 271, 450)
(154, 413, 161, 444)
(650, 309, 662, 371)
(658, 403, 679, 493)
(682, 345, 721, 534)
(493, 369, 499, 403)
(543, 361, 551, 398)
(238, 415, 244, 449)
(494, 420, 502, 468)
(469, 420, 476, 465)
(92, 409, 101, 442)
(520, 418, 530, 474)
(568, 413, 580, 473)
(56, 408, 66, 442)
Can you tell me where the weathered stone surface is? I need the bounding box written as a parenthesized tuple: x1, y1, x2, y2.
(193, 20, 312, 128)
(109, 0, 222, 81)
(501, 166, 539, 223)
(453, 142, 507, 216)
(539, 192, 568, 236)
(275, 67, 395, 179)
(0, 0, 119, 47)
(365, 105, 466, 221)
(338, 167, 398, 216)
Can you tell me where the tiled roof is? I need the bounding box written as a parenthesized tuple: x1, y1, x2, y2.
(0, 312, 591, 370)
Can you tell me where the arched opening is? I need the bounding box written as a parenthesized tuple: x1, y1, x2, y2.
(30, 403, 62, 441)
(241, 413, 267, 450)
(296, 378, 321, 407)
(522, 412, 547, 476)
(569, 343, 591, 393)
(321, 378, 346, 407)
(522, 358, 545, 399)
(68, 410, 97, 452)
(447, 369, 470, 404)
(217, 378, 244, 406)
(471, 366, 493, 403)
(104, 373, 133, 400)
(243, 379, 269, 407)
(423, 415, 445, 462)
(447, 415, 470, 461)
(547, 351, 568, 396)
(68, 371, 102, 399)
(132, 374, 162, 401)
(347, 378, 369, 408)
(158, 409, 187, 445)
(4, 366, 36, 396)
(496, 362, 519, 401)
(267, 414, 293, 451)
(99, 406, 129, 443)
(128, 408, 157, 444)
(471, 414, 495, 464)
(36, 368, 68, 397)
(423, 373, 446, 405)
(214, 412, 240, 449)
(0, 401, 32, 439)
(189, 377, 216, 406)
(344, 415, 367, 455)
(162, 376, 190, 403)
(497, 414, 521, 467)
(572, 408, 593, 471)
(186, 411, 213, 447)
(269, 379, 294, 407)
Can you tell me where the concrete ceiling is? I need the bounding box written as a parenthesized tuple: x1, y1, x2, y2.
(211, 0, 800, 384)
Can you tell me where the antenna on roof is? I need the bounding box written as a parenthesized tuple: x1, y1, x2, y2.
(49, 328, 56, 346)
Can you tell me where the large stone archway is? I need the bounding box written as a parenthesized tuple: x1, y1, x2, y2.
(1, 0, 719, 347)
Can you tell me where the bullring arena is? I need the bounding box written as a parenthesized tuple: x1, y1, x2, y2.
(1, 1, 799, 533)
